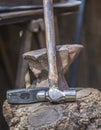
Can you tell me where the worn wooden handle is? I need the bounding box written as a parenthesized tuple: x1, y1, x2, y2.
(43, 0, 59, 88)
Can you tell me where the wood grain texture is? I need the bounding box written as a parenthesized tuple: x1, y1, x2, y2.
(3, 88, 101, 130)
(0, 0, 59, 6)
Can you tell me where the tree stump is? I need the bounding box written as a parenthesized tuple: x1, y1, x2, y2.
(3, 88, 101, 130)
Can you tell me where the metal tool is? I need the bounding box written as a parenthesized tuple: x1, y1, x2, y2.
(7, 87, 49, 104)
(43, 0, 59, 88)
(6, 0, 77, 104)
(7, 87, 76, 104)
(37, 87, 76, 102)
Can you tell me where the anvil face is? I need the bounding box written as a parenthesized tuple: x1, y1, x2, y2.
(23, 44, 83, 74)
(23, 44, 83, 89)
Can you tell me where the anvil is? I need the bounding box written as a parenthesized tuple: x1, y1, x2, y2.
(7, 44, 83, 104)
(7, 0, 83, 104)
(23, 44, 83, 90)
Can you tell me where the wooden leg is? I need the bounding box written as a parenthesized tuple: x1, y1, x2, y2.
(15, 23, 33, 88)
(0, 36, 14, 87)
(15, 19, 46, 88)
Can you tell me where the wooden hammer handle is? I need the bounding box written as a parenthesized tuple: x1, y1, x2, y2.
(43, 0, 59, 88)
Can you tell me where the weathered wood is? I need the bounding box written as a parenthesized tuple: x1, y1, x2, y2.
(0, 10, 43, 25)
(0, 0, 58, 6)
(30, 19, 46, 48)
(0, 1, 81, 25)
(77, 0, 101, 90)
(3, 88, 101, 130)
(15, 19, 46, 88)
(43, 0, 59, 89)
(0, 35, 14, 87)
(15, 22, 33, 88)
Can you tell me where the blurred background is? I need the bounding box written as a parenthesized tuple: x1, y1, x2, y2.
(0, 0, 101, 129)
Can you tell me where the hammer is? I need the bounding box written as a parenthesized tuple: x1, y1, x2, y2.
(37, 0, 76, 102)
(7, 0, 78, 104)
(43, 0, 59, 89)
